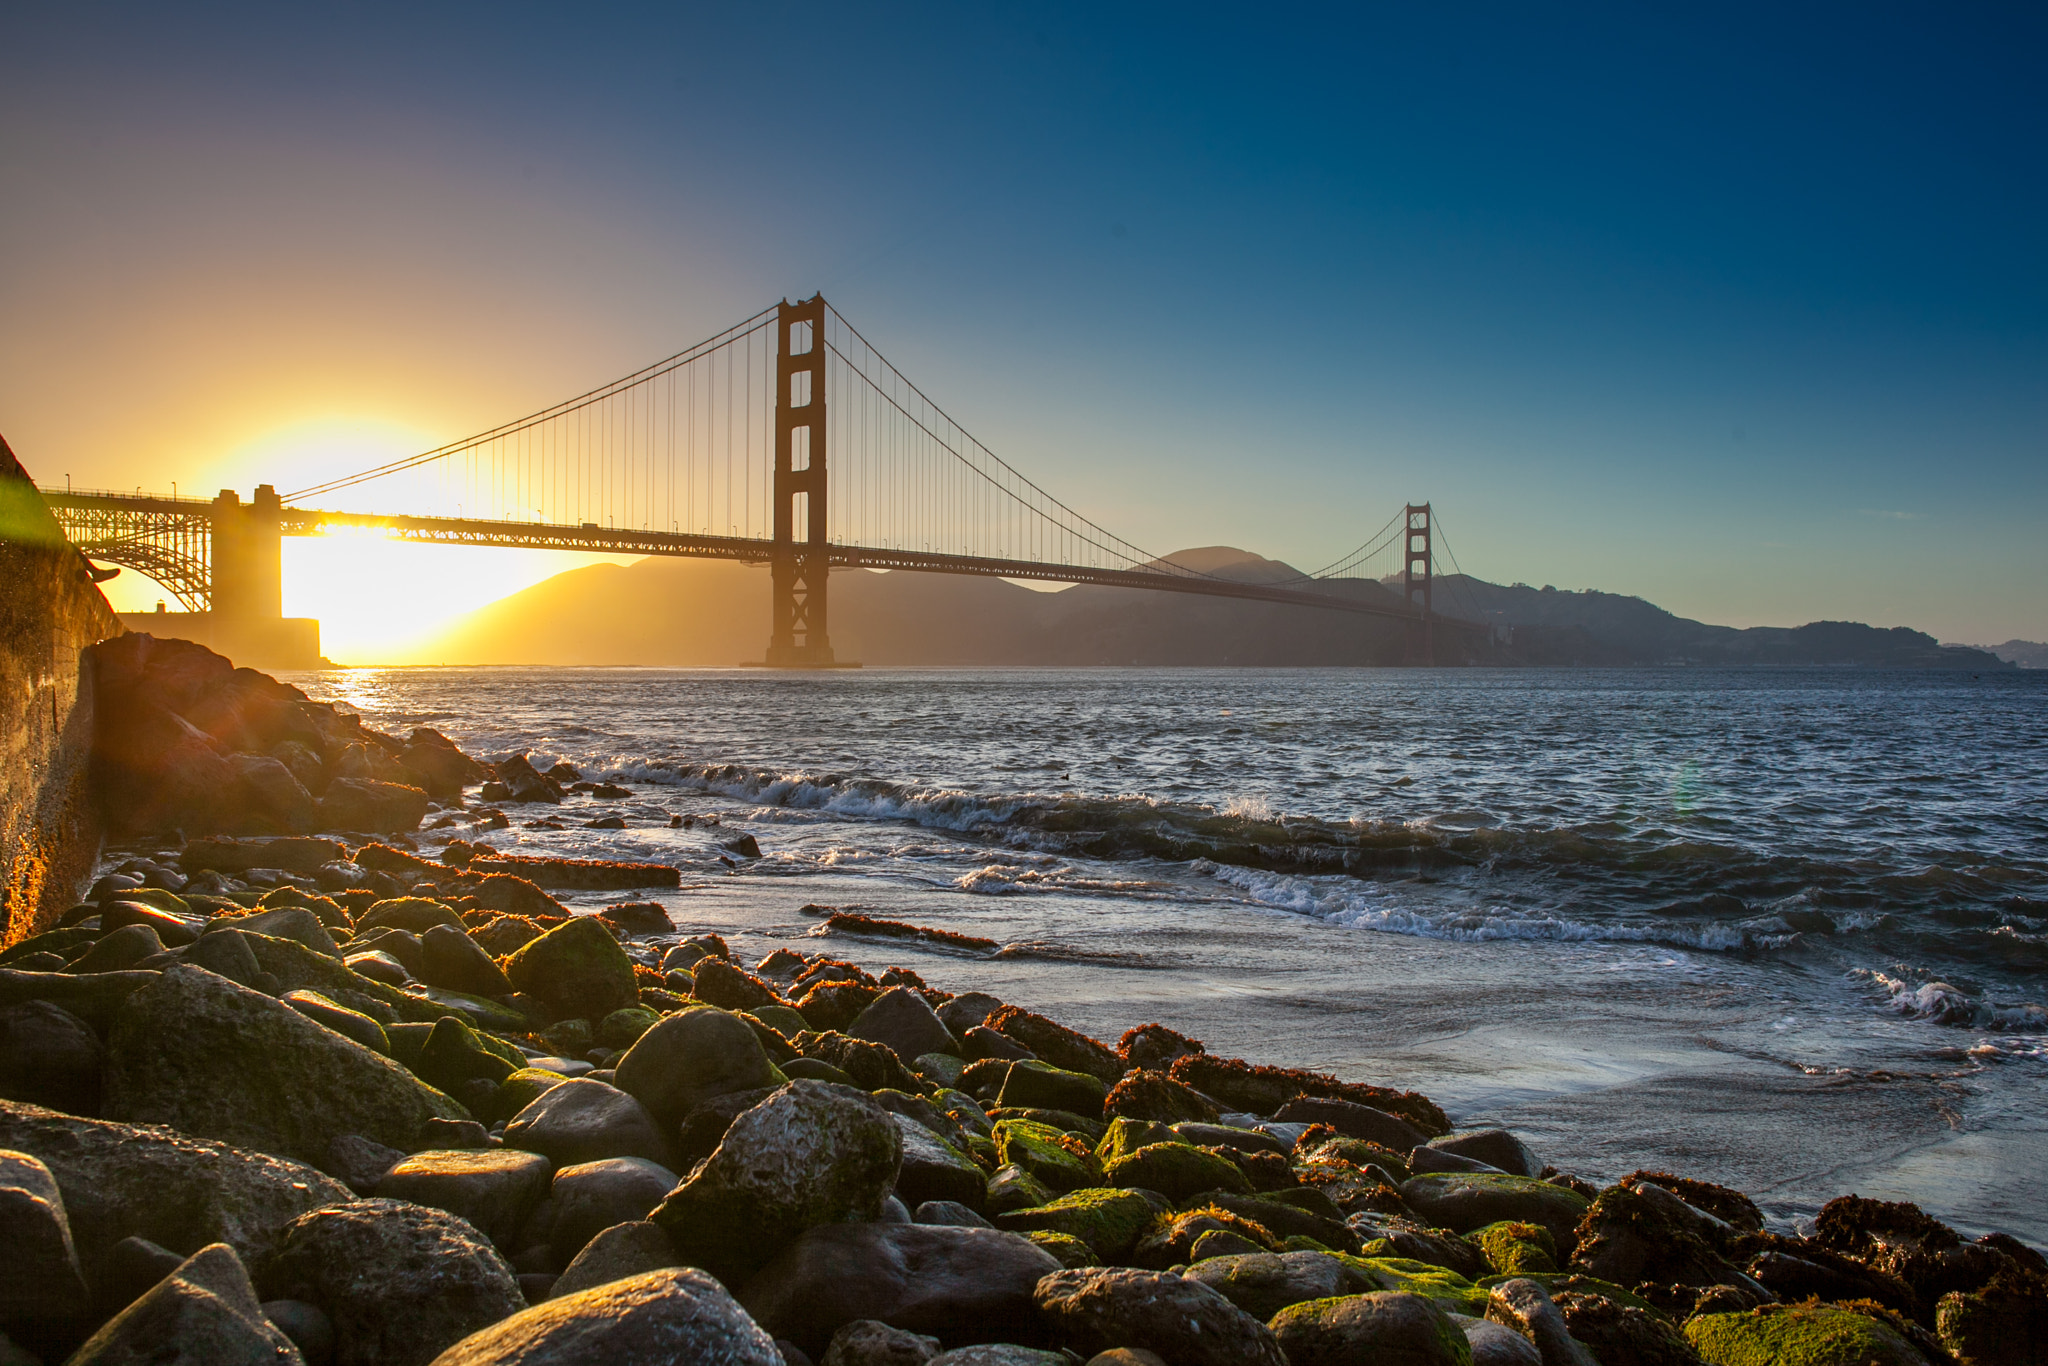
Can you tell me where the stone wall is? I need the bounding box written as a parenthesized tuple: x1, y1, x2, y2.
(1, 434, 123, 944)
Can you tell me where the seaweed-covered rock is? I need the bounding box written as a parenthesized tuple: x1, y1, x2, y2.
(1031, 1267, 1285, 1366)
(504, 918, 638, 1023)
(1169, 1055, 1448, 1136)
(1811, 1194, 2020, 1310)
(1101, 1141, 1249, 1201)
(1103, 1069, 1221, 1124)
(616, 1006, 786, 1129)
(1401, 1175, 1590, 1256)
(983, 1008, 1122, 1084)
(264, 1198, 525, 1366)
(796, 1031, 924, 1093)
(1356, 1258, 1489, 1316)
(65, 1243, 302, 1366)
(1483, 1279, 1598, 1366)
(374, 1149, 553, 1249)
(428, 1267, 780, 1365)
(503, 1078, 677, 1170)
(101, 964, 468, 1164)
(1428, 1131, 1543, 1180)
(1359, 1228, 1491, 1281)
(740, 1223, 1061, 1358)
(994, 1189, 1154, 1259)
(1684, 1302, 1925, 1366)
(1117, 1023, 1205, 1073)
(997, 1062, 1109, 1119)
(1571, 1182, 1759, 1295)
(1553, 1290, 1704, 1366)
(1269, 1291, 1474, 1366)
(1182, 1250, 1381, 1322)
(651, 1081, 901, 1285)
(692, 957, 782, 1012)
(1937, 1269, 2048, 1366)
(1469, 1222, 1558, 1276)
(1277, 1096, 1429, 1151)
(548, 1220, 680, 1300)
(991, 1119, 1098, 1194)
(1194, 1191, 1359, 1254)
(986, 1165, 1057, 1215)
(849, 988, 960, 1064)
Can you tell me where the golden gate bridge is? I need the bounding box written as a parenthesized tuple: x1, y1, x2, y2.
(40, 296, 1460, 665)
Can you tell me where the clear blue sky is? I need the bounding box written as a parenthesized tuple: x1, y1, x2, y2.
(4, 2, 2043, 643)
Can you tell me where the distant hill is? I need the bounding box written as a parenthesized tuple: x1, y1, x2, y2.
(408, 547, 2009, 669)
(1958, 640, 2048, 669)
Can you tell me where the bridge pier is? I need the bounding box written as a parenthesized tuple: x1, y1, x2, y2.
(764, 295, 840, 667)
(1403, 502, 1435, 667)
(116, 484, 321, 669)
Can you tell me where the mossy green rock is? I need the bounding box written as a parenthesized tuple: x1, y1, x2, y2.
(599, 1005, 662, 1049)
(540, 1018, 595, 1055)
(1103, 1141, 1251, 1201)
(1269, 1291, 1473, 1366)
(997, 1060, 1110, 1118)
(994, 1188, 1155, 1258)
(614, 1005, 787, 1128)
(1685, 1302, 1926, 1366)
(102, 963, 470, 1164)
(651, 1080, 901, 1285)
(1348, 1257, 1488, 1316)
(413, 1015, 523, 1094)
(1025, 1229, 1100, 1268)
(993, 1118, 1101, 1193)
(986, 1163, 1057, 1214)
(751, 1004, 810, 1039)
(1399, 1173, 1590, 1252)
(913, 1052, 967, 1089)
(493, 1068, 568, 1123)
(1473, 1271, 1665, 1317)
(416, 985, 534, 1032)
(1183, 1250, 1381, 1322)
(1095, 1116, 1177, 1166)
(1469, 1220, 1557, 1275)
(503, 917, 639, 1022)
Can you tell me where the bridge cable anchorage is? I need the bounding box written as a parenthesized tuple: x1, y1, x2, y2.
(49, 294, 1467, 653)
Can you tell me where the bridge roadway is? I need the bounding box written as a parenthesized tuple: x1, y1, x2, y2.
(42, 488, 1440, 625)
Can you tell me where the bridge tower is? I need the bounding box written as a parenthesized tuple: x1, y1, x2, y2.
(1403, 502, 1434, 667)
(765, 296, 836, 667)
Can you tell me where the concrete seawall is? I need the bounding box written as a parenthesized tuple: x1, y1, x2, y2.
(1, 434, 123, 944)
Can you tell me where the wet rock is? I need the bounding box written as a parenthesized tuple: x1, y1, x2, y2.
(71, 922, 168, 974)
(420, 925, 515, 998)
(282, 991, 390, 1054)
(1031, 1267, 1285, 1366)
(459, 872, 567, 920)
(183, 836, 349, 874)
(0, 1000, 102, 1112)
(995, 1189, 1155, 1260)
(916, 1201, 994, 1228)
(1458, 1314, 1543, 1365)
(231, 907, 341, 957)
(100, 898, 199, 945)
(1101, 1141, 1249, 1201)
(1937, 1271, 2048, 1366)
(741, 1223, 1061, 1358)
(1173, 1121, 1285, 1154)
(982, 1008, 1122, 1084)
(964, 1028, 1035, 1063)
(616, 1005, 786, 1129)
(0, 1100, 351, 1269)
(653, 1080, 900, 1284)
(1401, 1174, 1591, 1256)
(263, 1298, 336, 1366)
(846, 988, 960, 1065)
(1102, 1069, 1221, 1124)
(323, 1134, 405, 1193)
(1552, 1290, 1705, 1366)
(359, 900, 462, 936)
(426, 1267, 780, 1365)
(548, 1220, 679, 1299)
(1570, 1183, 1760, 1295)
(397, 731, 490, 802)
(1195, 1191, 1359, 1254)
(1182, 1249, 1382, 1321)
(1276, 1095, 1428, 1150)
(101, 964, 468, 1163)
(264, 1198, 525, 1366)
(0, 1149, 90, 1338)
(1811, 1193, 2020, 1309)
(96, 1234, 188, 1317)
(1358, 1227, 1491, 1280)
(503, 917, 638, 1028)
(1413, 1147, 1506, 1176)
(545, 1157, 678, 1264)
(1428, 1130, 1543, 1179)
(318, 777, 431, 833)
(1469, 1221, 1557, 1276)
(997, 1061, 1109, 1118)
(375, 1149, 553, 1249)
(67, 1243, 303, 1366)
(1684, 1302, 1923, 1366)
(991, 1119, 1098, 1193)
(821, 1319, 940, 1365)
(1270, 1291, 1472, 1366)
(1484, 1279, 1598, 1366)
(491, 755, 566, 805)
(935, 993, 1003, 1036)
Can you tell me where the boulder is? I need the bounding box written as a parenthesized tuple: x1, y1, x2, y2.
(998, 1062, 1109, 1119)
(741, 1223, 1061, 1358)
(1102, 1070, 1222, 1125)
(0, 1000, 103, 1112)
(374, 1149, 553, 1249)
(893, 1113, 987, 1211)
(1182, 1250, 1382, 1322)
(1570, 1182, 1760, 1294)
(504, 918, 639, 1024)
(1551, 1289, 1706, 1365)
(71, 923, 168, 974)
(0, 1149, 90, 1335)
(982, 1009, 1122, 1084)
(323, 1134, 405, 1193)
(0, 1100, 350, 1270)
(822, 1319, 940, 1365)
(397, 732, 490, 801)
(676, 1086, 783, 1167)
(544, 1158, 679, 1265)
(916, 1201, 994, 1229)
(1428, 1130, 1544, 1179)
(1401, 1175, 1591, 1256)
(317, 778, 430, 833)
(615, 1006, 786, 1129)
(420, 925, 515, 998)
(101, 964, 469, 1164)
(426, 1268, 780, 1366)
(994, 1189, 1155, 1260)
(100, 899, 198, 945)
(229, 908, 341, 958)
(652, 1081, 900, 1284)
(548, 1220, 680, 1299)
(65, 1243, 303, 1366)
(223, 753, 318, 833)
(1101, 1141, 1249, 1201)
(282, 991, 390, 1055)
(0, 969, 161, 1033)
(1031, 1267, 1286, 1366)
(264, 1198, 526, 1366)
(1684, 1302, 1925, 1366)
(1483, 1279, 1597, 1366)
(1276, 1096, 1428, 1151)
(1458, 1315, 1542, 1365)
(991, 1119, 1098, 1193)
(492, 755, 565, 805)
(263, 1298, 336, 1365)
(1469, 1222, 1557, 1276)
(849, 988, 960, 1063)
(935, 993, 1003, 1036)
(1269, 1292, 1473, 1366)
(458, 873, 567, 920)
(183, 837, 348, 874)
(964, 1028, 1035, 1063)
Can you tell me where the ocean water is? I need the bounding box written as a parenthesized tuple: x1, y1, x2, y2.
(290, 665, 2048, 1241)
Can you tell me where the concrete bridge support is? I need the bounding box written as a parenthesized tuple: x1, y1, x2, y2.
(765, 295, 839, 667)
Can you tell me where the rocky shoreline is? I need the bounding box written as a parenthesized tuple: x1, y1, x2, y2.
(0, 638, 2043, 1365)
